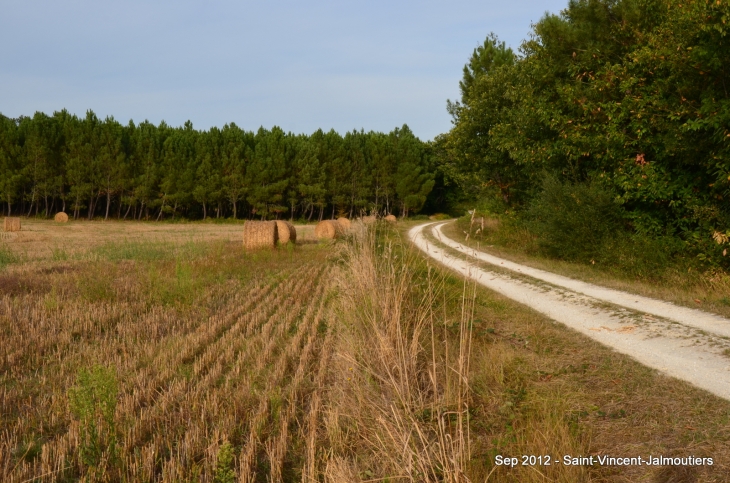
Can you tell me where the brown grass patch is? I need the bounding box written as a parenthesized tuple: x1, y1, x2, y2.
(0, 273, 50, 296)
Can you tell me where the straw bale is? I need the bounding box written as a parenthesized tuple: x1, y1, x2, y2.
(275, 220, 297, 244)
(54, 212, 69, 223)
(315, 220, 343, 240)
(336, 217, 351, 230)
(243, 221, 278, 250)
(384, 214, 397, 223)
(3, 217, 20, 232)
(362, 215, 376, 224)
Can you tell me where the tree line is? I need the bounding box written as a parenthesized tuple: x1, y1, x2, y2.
(439, 0, 730, 266)
(0, 110, 436, 221)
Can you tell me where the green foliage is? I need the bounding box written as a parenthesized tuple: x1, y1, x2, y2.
(442, 0, 730, 268)
(0, 112, 437, 221)
(0, 244, 17, 270)
(527, 177, 626, 262)
(68, 365, 119, 476)
(213, 442, 236, 483)
(458, 32, 516, 102)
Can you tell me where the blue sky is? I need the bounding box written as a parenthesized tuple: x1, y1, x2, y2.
(1, 1, 566, 140)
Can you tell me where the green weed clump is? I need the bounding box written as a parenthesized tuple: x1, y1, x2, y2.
(213, 441, 236, 483)
(68, 365, 119, 479)
(0, 244, 17, 270)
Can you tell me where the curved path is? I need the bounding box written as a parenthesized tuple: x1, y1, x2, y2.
(410, 222, 730, 401)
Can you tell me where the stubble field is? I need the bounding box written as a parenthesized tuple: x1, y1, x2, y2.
(2, 219, 730, 482)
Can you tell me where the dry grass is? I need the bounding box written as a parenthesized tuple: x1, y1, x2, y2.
(0, 220, 334, 482)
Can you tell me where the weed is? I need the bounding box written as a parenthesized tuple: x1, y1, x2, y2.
(0, 244, 17, 270)
(52, 247, 69, 261)
(68, 365, 119, 477)
(213, 441, 236, 483)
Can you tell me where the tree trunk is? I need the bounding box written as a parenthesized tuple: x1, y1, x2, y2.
(123, 202, 132, 220)
(105, 190, 111, 220)
(26, 187, 35, 217)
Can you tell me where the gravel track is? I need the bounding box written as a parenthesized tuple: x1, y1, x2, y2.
(410, 222, 730, 401)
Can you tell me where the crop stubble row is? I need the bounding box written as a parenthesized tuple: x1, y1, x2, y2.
(1, 260, 336, 483)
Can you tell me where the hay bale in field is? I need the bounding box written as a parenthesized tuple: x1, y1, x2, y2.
(336, 217, 351, 230)
(315, 220, 343, 240)
(3, 217, 20, 232)
(384, 214, 397, 223)
(243, 221, 278, 250)
(275, 220, 297, 244)
(362, 215, 376, 224)
(54, 212, 69, 223)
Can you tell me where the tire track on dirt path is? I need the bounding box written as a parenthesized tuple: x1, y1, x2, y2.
(410, 222, 730, 402)
(432, 222, 730, 338)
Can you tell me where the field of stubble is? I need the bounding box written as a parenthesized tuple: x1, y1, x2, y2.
(3, 219, 730, 483)
(1, 220, 333, 482)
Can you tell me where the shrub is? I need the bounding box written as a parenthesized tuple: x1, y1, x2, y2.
(526, 177, 626, 263)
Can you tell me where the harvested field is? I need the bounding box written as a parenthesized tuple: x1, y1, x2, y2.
(2, 220, 729, 482)
(0, 220, 331, 482)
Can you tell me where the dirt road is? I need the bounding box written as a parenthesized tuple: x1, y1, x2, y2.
(410, 222, 730, 401)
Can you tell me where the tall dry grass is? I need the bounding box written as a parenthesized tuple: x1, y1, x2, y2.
(323, 223, 475, 482)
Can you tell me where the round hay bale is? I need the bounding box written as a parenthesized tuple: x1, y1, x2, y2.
(275, 220, 297, 244)
(362, 215, 376, 224)
(3, 217, 21, 232)
(384, 214, 397, 223)
(315, 220, 343, 240)
(54, 212, 69, 223)
(336, 217, 351, 230)
(243, 221, 278, 250)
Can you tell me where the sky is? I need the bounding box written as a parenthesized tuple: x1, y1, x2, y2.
(1, 0, 567, 141)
